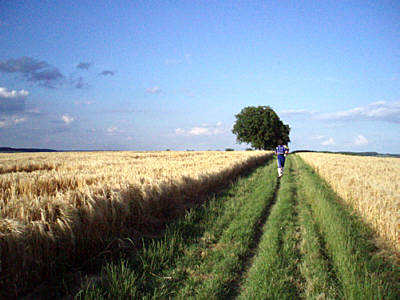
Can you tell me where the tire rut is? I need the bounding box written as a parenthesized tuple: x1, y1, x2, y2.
(226, 177, 281, 299)
(290, 163, 306, 299)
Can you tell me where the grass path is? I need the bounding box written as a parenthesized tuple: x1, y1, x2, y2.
(77, 157, 278, 299)
(237, 157, 303, 299)
(76, 155, 400, 299)
(292, 155, 400, 299)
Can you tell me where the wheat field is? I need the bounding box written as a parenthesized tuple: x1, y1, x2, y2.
(0, 150, 271, 295)
(298, 152, 400, 255)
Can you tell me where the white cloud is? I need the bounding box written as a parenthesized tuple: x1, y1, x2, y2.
(0, 116, 27, 128)
(190, 127, 211, 135)
(212, 126, 225, 135)
(280, 101, 400, 124)
(0, 88, 29, 114)
(62, 114, 74, 124)
(27, 108, 41, 114)
(0, 87, 29, 99)
(279, 109, 314, 116)
(107, 126, 118, 134)
(175, 128, 186, 135)
(13, 117, 26, 124)
(354, 135, 368, 146)
(322, 137, 335, 146)
(319, 107, 362, 120)
(318, 101, 400, 123)
(75, 100, 95, 105)
(312, 135, 324, 140)
(174, 122, 225, 137)
(146, 86, 161, 94)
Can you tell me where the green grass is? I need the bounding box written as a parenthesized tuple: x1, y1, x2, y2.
(76, 158, 277, 299)
(169, 157, 277, 299)
(237, 157, 303, 299)
(293, 154, 400, 300)
(76, 155, 400, 300)
(297, 196, 342, 299)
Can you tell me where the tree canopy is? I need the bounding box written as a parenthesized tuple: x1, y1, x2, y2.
(232, 106, 290, 150)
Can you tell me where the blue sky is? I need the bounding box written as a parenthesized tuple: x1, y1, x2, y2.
(0, 1, 399, 152)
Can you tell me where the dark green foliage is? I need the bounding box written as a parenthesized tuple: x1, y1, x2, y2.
(232, 106, 290, 150)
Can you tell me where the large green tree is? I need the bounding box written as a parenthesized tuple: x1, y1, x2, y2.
(232, 106, 290, 150)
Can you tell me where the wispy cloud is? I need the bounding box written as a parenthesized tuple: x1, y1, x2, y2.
(0, 116, 27, 128)
(74, 100, 95, 105)
(322, 137, 335, 146)
(146, 86, 162, 94)
(26, 108, 46, 117)
(76, 62, 93, 70)
(165, 59, 183, 65)
(354, 135, 368, 146)
(106, 126, 126, 135)
(312, 135, 325, 140)
(318, 101, 400, 123)
(280, 101, 400, 124)
(13, 117, 26, 124)
(0, 57, 64, 88)
(165, 54, 191, 65)
(175, 122, 225, 136)
(175, 128, 186, 135)
(280, 109, 314, 116)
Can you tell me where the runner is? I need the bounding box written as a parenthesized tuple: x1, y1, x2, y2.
(275, 141, 289, 178)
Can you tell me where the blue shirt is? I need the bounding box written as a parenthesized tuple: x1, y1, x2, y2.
(275, 145, 288, 156)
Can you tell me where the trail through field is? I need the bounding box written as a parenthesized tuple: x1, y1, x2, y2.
(226, 178, 280, 299)
(77, 155, 400, 300)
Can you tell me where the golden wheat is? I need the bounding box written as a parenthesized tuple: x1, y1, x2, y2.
(1, 151, 268, 221)
(298, 152, 400, 253)
(0, 150, 271, 295)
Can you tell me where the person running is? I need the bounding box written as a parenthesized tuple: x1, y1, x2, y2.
(275, 141, 289, 178)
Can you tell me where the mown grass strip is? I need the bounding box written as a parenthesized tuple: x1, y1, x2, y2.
(76, 159, 276, 299)
(238, 157, 303, 300)
(169, 160, 278, 299)
(293, 154, 400, 300)
(293, 155, 342, 299)
(297, 191, 342, 299)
